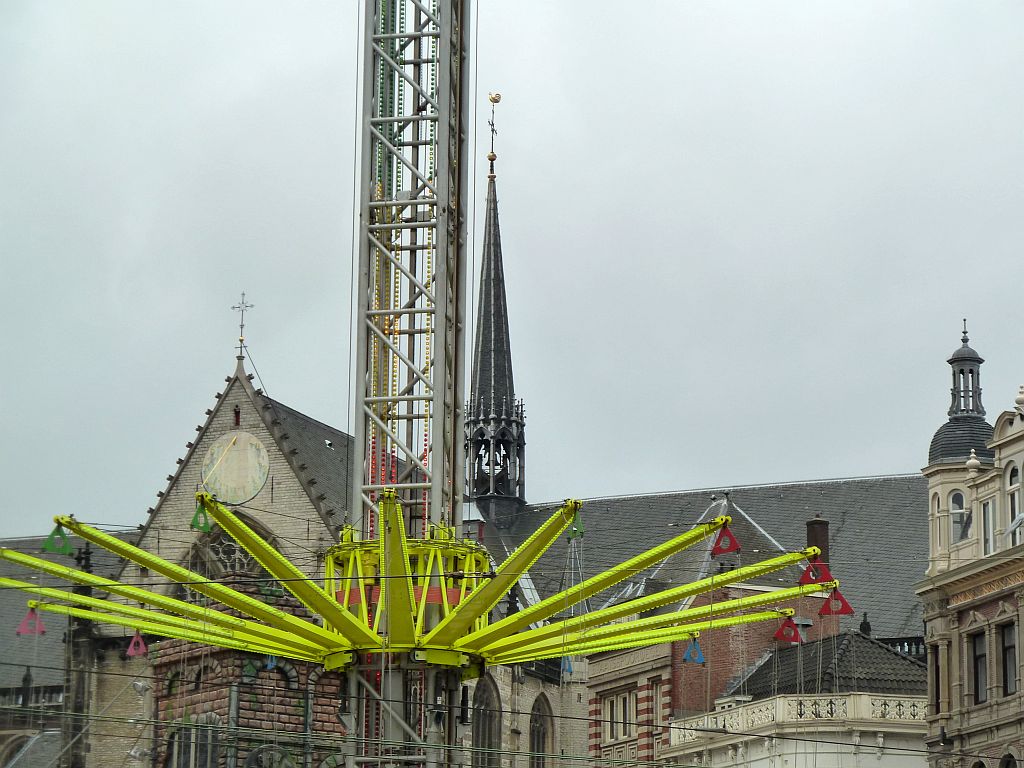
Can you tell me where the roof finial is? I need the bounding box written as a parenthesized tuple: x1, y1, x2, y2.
(231, 291, 254, 356)
(962, 318, 969, 345)
(487, 92, 501, 179)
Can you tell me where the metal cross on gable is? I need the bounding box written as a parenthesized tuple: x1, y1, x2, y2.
(231, 292, 254, 355)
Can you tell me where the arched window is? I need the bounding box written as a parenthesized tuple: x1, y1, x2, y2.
(180, 516, 279, 603)
(1007, 465, 1021, 547)
(165, 712, 220, 768)
(471, 676, 501, 768)
(998, 756, 1017, 768)
(528, 695, 553, 768)
(244, 745, 297, 768)
(950, 491, 970, 542)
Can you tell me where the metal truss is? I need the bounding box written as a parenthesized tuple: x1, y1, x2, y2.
(352, 0, 470, 537)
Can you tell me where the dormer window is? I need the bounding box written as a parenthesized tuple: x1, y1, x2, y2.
(951, 491, 971, 542)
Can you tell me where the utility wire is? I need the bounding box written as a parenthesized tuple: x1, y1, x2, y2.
(0, 693, 975, 764)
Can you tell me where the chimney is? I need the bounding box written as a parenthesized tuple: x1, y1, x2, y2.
(806, 514, 829, 564)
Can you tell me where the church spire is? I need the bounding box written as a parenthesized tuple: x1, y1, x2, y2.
(471, 161, 515, 413)
(466, 93, 525, 528)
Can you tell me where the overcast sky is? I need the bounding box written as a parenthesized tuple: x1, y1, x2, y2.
(2, 2, 1023, 538)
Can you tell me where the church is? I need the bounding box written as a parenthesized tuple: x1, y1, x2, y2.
(3, 153, 1021, 768)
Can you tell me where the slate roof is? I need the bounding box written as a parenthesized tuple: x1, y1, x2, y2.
(469, 174, 516, 418)
(263, 397, 353, 523)
(928, 416, 994, 465)
(509, 475, 928, 639)
(728, 631, 926, 698)
(0, 531, 132, 687)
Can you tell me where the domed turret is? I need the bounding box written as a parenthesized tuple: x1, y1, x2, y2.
(928, 323, 994, 465)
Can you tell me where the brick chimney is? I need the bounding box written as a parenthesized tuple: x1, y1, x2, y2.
(806, 514, 829, 564)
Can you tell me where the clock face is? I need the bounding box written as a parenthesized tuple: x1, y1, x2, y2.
(201, 431, 270, 504)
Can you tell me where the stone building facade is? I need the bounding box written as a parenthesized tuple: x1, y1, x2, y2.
(69, 353, 581, 768)
(919, 331, 1024, 768)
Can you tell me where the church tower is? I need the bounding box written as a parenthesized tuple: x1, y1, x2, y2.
(466, 104, 526, 529)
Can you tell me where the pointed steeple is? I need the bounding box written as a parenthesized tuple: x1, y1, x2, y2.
(470, 166, 516, 418)
(466, 94, 526, 528)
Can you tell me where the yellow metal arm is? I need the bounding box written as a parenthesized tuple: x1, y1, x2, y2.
(424, 499, 580, 648)
(55, 516, 346, 650)
(28, 601, 328, 662)
(0, 576, 324, 657)
(0, 489, 831, 671)
(483, 574, 832, 657)
(469, 546, 816, 654)
(458, 515, 732, 652)
(0, 548, 318, 653)
(198, 494, 381, 648)
(488, 609, 793, 664)
(378, 490, 417, 645)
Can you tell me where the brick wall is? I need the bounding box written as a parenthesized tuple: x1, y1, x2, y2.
(671, 587, 830, 716)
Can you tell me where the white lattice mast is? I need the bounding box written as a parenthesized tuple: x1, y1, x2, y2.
(352, 0, 470, 537)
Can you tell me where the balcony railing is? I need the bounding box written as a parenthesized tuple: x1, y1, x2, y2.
(668, 693, 927, 747)
(876, 636, 926, 661)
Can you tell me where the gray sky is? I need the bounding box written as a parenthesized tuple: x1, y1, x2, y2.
(2, 2, 1023, 538)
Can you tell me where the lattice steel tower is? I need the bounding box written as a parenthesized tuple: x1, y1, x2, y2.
(350, 1, 471, 763)
(352, 0, 471, 539)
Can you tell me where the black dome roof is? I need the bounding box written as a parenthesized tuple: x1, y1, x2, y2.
(948, 330, 983, 364)
(928, 416, 994, 465)
(948, 343, 983, 364)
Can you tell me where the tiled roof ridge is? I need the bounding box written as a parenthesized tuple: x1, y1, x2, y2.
(853, 630, 927, 668)
(528, 473, 924, 507)
(726, 500, 787, 553)
(724, 649, 774, 697)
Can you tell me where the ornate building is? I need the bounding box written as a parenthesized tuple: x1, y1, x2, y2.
(919, 330, 1024, 768)
(660, 630, 928, 768)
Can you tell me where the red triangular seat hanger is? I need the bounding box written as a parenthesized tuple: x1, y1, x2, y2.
(819, 588, 854, 616)
(798, 557, 834, 585)
(711, 525, 741, 557)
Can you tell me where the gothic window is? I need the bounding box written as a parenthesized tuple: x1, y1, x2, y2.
(180, 517, 278, 603)
(1007, 465, 1021, 546)
(471, 675, 501, 768)
(528, 695, 553, 768)
(1000, 623, 1017, 697)
(950, 491, 970, 542)
(165, 713, 220, 768)
(971, 632, 988, 705)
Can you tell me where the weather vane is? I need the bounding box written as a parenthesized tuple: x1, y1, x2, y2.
(487, 92, 501, 177)
(231, 292, 254, 355)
